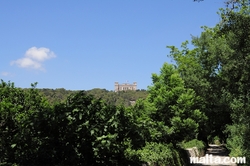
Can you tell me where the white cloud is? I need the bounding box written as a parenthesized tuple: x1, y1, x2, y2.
(1, 72, 11, 76)
(11, 47, 56, 71)
(25, 47, 56, 62)
(11, 57, 43, 70)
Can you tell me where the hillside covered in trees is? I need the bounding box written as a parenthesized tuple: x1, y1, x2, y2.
(1, 0, 250, 165)
(36, 88, 148, 107)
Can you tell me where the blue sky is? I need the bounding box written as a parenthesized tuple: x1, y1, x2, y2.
(0, 0, 224, 91)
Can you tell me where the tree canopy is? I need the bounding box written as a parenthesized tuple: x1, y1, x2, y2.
(1, 0, 250, 165)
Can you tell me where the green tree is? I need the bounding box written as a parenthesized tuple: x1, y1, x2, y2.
(167, 30, 232, 144)
(48, 90, 138, 165)
(0, 81, 140, 165)
(167, 0, 250, 161)
(217, 1, 250, 160)
(124, 63, 206, 166)
(146, 63, 206, 144)
(0, 80, 52, 165)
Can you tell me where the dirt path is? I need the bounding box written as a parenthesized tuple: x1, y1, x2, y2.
(192, 144, 238, 166)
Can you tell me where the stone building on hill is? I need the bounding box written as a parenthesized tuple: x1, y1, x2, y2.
(114, 82, 137, 92)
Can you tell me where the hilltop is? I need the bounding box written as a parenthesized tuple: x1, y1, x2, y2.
(36, 88, 148, 107)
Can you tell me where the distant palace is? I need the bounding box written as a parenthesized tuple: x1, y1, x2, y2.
(114, 82, 137, 92)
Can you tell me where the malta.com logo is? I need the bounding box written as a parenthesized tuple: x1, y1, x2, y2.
(190, 154, 246, 165)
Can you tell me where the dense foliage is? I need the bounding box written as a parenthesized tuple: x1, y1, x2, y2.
(0, 81, 137, 165)
(1, 0, 250, 165)
(167, 0, 250, 162)
(0, 79, 191, 166)
(37, 88, 148, 107)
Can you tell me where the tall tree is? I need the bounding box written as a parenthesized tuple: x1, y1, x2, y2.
(135, 63, 206, 145)
(217, 1, 250, 160)
(168, 0, 250, 161)
(167, 29, 232, 143)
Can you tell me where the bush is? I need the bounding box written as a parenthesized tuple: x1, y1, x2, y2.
(181, 139, 206, 156)
(181, 139, 205, 149)
(125, 142, 183, 166)
(213, 136, 221, 145)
